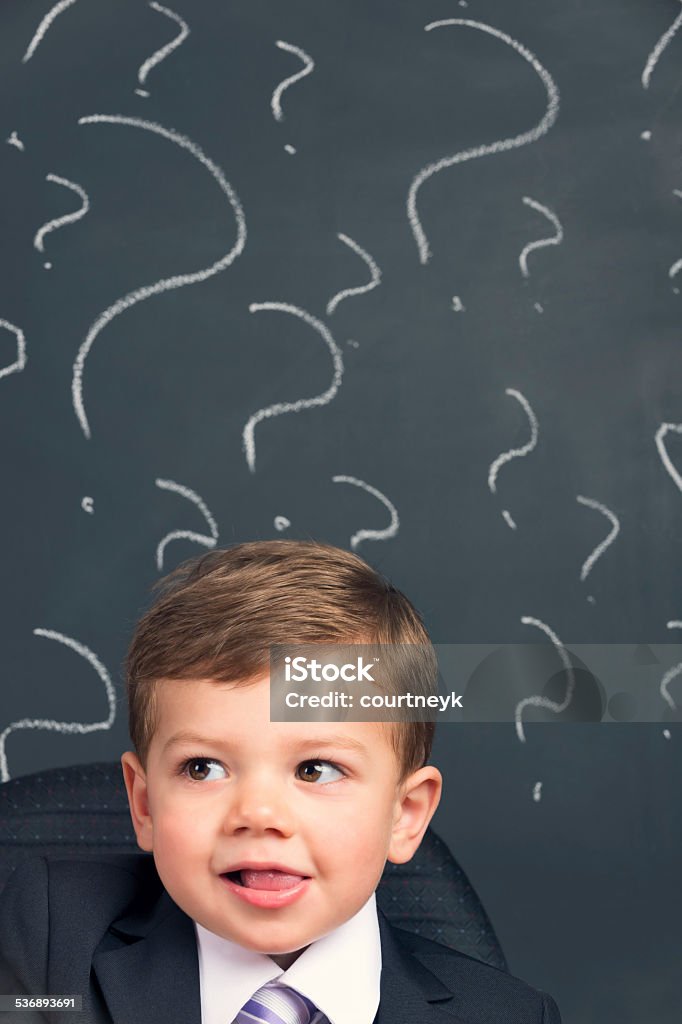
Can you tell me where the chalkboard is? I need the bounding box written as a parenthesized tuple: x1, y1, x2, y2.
(1, 2, 681, 1022)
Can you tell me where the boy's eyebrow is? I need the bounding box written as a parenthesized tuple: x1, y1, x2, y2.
(161, 730, 368, 755)
(292, 734, 368, 755)
(162, 731, 215, 753)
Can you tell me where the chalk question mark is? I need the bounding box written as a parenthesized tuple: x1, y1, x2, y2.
(0, 629, 115, 782)
(331, 476, 399, 551)
(72, 114, 246, 440)
(487, 388, 539, 530)
(407, 19, 559, 265)
(243, 303, 343, 473)
(518, 196, 563, 280)
(33, 173, 90, 269)
(135, 2, 189, 98)
(155, 478, 218, 571)
(515, 616, 575, 744)
(326, 234, 382, 316)
(575, 495, 620, 602)
(271, 40, 315, 154)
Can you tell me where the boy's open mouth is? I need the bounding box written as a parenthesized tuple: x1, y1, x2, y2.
(223, 869, 308, 891)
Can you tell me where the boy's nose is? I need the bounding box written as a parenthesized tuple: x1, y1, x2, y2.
(221, 774, 295, 836)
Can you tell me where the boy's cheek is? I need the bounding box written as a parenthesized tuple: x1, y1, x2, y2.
(151, 805, 216, 852)
(162, 811, 212, 839)
(314, 808, 393, 862)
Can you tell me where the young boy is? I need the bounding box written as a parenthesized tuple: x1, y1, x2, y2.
(0, 540, 561, 1023)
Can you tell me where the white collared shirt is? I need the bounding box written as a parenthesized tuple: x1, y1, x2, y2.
(194, 893, 382, 1024)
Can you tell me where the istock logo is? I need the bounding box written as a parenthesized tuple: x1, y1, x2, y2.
(284, 655, 378, 683)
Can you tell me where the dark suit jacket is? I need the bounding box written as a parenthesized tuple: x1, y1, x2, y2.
(0, 855, 561, 1024)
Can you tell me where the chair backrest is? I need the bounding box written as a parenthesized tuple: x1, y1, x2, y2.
(0, 762, 507, 970)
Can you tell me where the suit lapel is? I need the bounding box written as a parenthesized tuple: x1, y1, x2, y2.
(92, 889, 201, 1024)
(92, 891, 466, 1024)
(375, 912, 468, 1024)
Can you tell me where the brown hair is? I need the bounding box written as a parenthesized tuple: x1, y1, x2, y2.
(125, 540, 436, 780)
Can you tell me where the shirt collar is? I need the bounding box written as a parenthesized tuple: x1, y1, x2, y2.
(195, 893, 381, 1024)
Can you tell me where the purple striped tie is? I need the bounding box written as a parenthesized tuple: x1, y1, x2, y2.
(234, 981, 319, 1024)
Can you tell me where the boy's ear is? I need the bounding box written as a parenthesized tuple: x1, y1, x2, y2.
(120, 751, 154, 853)
(387, 765, 442, 865)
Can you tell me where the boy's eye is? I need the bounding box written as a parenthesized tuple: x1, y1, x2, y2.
(296, 760, 344, 784)
(182, 758, 226, 782)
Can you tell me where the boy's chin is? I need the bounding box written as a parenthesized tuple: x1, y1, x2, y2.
(234, 924, 333, 959)
(266, 947, 309, 970)
(242, 933, 315, 955)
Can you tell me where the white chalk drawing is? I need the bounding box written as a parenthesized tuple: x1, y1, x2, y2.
(271, 40, 315, 122)
(663, 728, 671, 739)
(6, 131, 24, 151)
(660, 620, 682, 712)
(0, 629, 115, 782)
(22, 0, 78, 63)
(81, 496, 94, 513)
(642, 2, 682, 89)
(501, 509, 517, 530)
(407, 19, 559, 265)
(533, 781, 542, 802)
(534, 302, 544, 313)
(660, 665, 682, 711)
(244, 303, 343, 473)
(284, 144, 297, 155)
(73, 115, 246, 439)
(34, 173, 90, 269)
(155, 478, 218, 571)
(515, 616, 575, 743)
(331, 475, 399, 550)
(674, 189, 682, 200)
(0, 319, 27, 381)
(641, 129, 652, 141)
(655, 422, 682, 494)
(575, 495, 620, 586)
(136, 2, 189, 98)
(451, 296, 465, 312)
(519, 196, 563, 278)
(668, 257, 682, 291)
(274, 516, 291, 531)
(487, 388, 539, 528)
(326, 233, 382, 316)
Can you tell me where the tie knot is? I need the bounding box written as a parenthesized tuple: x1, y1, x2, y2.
(236, 981, 317, 1024)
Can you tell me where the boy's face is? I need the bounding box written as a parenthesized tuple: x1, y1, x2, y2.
(122, 675, 441, 964)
